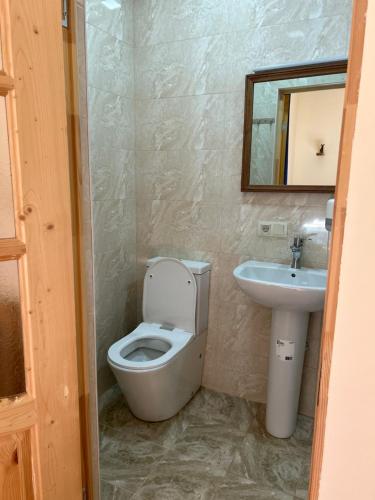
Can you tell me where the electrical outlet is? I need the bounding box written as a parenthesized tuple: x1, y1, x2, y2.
(258, 222, 272, 236)
(258, 221, 288, 238)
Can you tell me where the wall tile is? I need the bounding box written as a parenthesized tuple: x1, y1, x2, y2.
(86, 0, 137, 398)
(87, 24, 134, 98)
(136, 94, 226, 151)
(135, 34, 227, 98)
(93, 198, 136, 254)
(87, 0, 133, 44)
(134, 0, 228, 47)
(227, 0, 352, 32)
(91, 147, 135, 202)
(88, 87, 135, 152)
(226, 16, 349, 93)
(136, 149, 223, 202)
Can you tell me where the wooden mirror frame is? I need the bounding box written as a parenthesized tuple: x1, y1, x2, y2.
(241, 59, 348, 193)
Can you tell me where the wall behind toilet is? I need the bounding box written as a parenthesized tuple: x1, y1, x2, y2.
(133, 0, 353, 416)
(85, 0, 138, 397)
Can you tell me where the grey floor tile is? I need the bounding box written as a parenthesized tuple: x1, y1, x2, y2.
(99, 387, 312, 499)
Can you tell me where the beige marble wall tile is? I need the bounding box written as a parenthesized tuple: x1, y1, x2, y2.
(227, 0, 352, 32)
(136, 94, 226, 151)
(87, 24, 134, 98)
(133, 0, 228, 47)
(87, 0, 133, 44)
(88, 88, 135, 151)
(136, 150, 223, 203)
(86, 0, 137, 398)
(135, 34, 227, 98)
(91, 147, 135, 202)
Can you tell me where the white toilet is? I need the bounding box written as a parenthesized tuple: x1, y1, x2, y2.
(107, 256, 211, 421)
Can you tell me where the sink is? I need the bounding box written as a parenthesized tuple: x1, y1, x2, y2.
(233, 260, 327, 312)
(233, 260, 327, 439)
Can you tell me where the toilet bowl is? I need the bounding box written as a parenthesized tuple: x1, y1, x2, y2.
(107, 256, 211, 421)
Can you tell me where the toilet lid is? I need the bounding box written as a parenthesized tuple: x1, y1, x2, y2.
(143, 257, 197, 334)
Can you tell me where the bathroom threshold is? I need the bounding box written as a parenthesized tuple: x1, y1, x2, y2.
(100, 386, 312, 499)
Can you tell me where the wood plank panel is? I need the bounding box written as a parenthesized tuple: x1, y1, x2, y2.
(0, 239, 26, 261)
(0, 397, 36, 435)
(0, 434, 22, 499)
(0, 431, 33, 499)
(308, 1, 368, 498)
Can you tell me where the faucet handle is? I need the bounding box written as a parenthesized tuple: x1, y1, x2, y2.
(303, 232, 318, 241)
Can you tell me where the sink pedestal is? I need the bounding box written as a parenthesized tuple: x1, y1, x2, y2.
(266, 309, 309, 438)
(233, 260, 327, 438)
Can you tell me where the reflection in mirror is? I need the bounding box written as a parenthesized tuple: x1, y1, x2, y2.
(242, 61, 347, 192)
(0, 95, 16, 238)
(0, 261, 25, 398)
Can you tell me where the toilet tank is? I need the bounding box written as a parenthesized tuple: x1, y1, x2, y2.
(146, 257, 211, 335)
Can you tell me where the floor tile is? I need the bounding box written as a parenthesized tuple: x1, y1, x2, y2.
(99, 387, 312, 499)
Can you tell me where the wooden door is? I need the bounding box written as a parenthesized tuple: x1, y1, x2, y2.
(0, 1, 83, 498)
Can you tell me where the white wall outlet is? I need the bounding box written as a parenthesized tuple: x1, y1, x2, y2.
(258, 221, 288, 238)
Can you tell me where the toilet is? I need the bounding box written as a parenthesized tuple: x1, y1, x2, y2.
(107, 256, 211, 421)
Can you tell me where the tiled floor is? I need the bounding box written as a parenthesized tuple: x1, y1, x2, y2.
(100, 386, 312, 499)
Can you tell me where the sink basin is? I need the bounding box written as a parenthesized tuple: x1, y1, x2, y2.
(233, 260, 327, 312)
(233, 260, 327, 438)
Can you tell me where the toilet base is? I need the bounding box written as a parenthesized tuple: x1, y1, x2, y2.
(112, 331, 207, 421)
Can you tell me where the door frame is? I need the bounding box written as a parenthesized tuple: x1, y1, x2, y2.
(308, 0, 368, 497)
(62, 1, 100, 498)
(62, 0, 369, 498)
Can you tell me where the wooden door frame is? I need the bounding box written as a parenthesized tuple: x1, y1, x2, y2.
(62, 1, 100, 498)
(308, 0, 368, 497)
(0, 1, 84, 497)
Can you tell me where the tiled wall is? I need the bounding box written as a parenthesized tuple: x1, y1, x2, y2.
(84, 0, 352, 414)
(133, 0, 353, 416)
(86, 0, 137, 397)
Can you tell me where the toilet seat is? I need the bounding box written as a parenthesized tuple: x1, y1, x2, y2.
(143, 257, 197, 334)
(107, 322, 193, 371)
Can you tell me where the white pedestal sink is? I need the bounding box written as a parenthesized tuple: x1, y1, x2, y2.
(233, 261, 327, 438)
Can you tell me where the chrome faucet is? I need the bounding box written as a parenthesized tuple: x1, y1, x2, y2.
(290, 236, 304, 269)
(290, 232, 319, 269)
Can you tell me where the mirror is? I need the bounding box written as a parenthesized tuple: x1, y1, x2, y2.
(241, 60, 347, 192)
